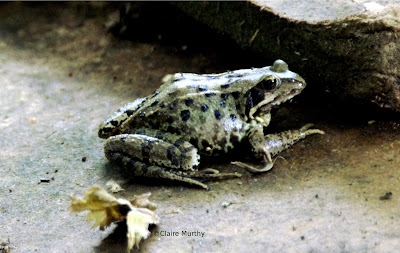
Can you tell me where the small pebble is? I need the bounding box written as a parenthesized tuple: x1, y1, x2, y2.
(379, 192, 392, 200)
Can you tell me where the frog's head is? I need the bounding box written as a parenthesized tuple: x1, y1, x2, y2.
(245, 60, 306, 120)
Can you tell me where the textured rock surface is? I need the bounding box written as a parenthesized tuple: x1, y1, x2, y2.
(173, 1, 400, 111)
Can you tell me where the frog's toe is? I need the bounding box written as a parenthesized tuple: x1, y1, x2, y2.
(300, 123, 315, 131)
(194, 169, 242, 179)
(300, 123, 325, 135)
(231, 161, 274, 173)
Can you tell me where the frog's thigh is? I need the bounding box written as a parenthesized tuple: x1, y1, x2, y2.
(104, 134, 200, 170)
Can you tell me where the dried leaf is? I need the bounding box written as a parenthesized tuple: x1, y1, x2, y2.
(69, 186, 125, 229)
(130, 192, 157, 211)
(126, 207, 160, 250)
(69, 186, 159, 251)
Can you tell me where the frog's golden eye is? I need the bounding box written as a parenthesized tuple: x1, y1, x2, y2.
(259, 77, 279, 90)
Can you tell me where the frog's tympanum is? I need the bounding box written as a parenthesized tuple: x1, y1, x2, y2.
(99, 60, 324, 189)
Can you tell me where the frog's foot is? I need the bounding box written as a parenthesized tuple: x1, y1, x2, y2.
(108, 151, 210, 189)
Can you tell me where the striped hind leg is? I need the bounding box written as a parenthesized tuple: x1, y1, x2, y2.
(104, 131, 241, 189)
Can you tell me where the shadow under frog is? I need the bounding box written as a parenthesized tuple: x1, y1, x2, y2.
(98, 60, 324, 189)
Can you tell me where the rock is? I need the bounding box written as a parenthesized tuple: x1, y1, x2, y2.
(172, 2, 400, 111)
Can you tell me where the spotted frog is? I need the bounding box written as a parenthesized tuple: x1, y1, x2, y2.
(99, 60, 324, 189)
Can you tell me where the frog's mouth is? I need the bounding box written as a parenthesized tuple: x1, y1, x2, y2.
(247, 80, 305, 119)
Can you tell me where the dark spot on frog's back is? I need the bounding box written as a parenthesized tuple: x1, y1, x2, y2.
(126, 110, 135, 116)
(110, 120, 118, 126)
(205, 93, 216, 97)
(200, 104, 209, 112)
(150, 99, 159, 107)
(221, 83, 230, 89)
(180, 110, 191, 121)
(214, 109, 223, 120)
(221, 93, 229, 100)
(185, 98, 194, 106)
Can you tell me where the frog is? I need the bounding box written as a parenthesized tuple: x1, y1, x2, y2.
(98, 60, 324, 189)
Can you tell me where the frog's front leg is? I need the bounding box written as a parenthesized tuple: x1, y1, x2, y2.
(234, 124, 324, 172)
(104, 132, 240, 189)
(264, 123, 324, 158)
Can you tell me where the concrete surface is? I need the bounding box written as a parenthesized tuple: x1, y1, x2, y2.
(0, 3, 399, 253)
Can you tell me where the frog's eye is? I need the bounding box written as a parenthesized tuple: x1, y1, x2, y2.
(259, 77, 279, 90)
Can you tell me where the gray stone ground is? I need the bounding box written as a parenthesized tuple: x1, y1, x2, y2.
(0, 3, 399, 253)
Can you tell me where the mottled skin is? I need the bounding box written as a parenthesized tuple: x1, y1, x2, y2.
(99, 60, 324, 189)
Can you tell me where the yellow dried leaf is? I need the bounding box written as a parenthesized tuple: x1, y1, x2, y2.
(69, 186, 125, 229)
(69, 186, 160, 251)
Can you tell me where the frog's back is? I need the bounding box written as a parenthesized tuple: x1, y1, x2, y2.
(120, 83, 250, 155)
(99, 66, 272, 139)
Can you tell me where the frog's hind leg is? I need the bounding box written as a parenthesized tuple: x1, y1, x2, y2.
(104, 132, 240, 189)
(106, 151, 210, 189)
(105, 133, 201, 171)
